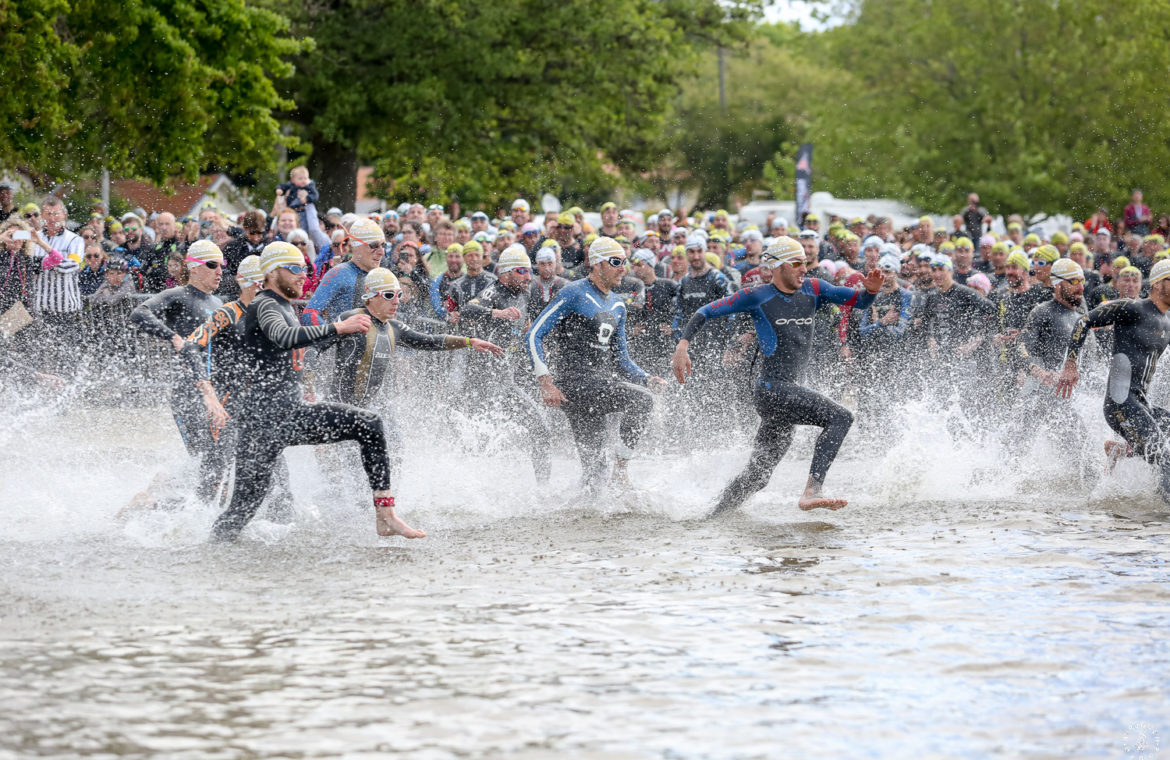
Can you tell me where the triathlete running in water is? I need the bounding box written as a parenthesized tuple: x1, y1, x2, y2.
(210, 242, 424, 542)
(1058, 258, 1170, 498)
(526, 237, 666, 493)
(673, 236, 883, 515)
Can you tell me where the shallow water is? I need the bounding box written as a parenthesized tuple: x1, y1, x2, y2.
(1, 399, 1168, 759)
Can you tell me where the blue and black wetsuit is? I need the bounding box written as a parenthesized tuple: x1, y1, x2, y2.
(1066, 298, 1170, 497)
(681, 277, 875, 516)
(526, 277, 652, 491)
(301, 261, 366, 326)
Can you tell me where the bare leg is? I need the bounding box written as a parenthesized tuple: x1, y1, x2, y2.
(797, 476, 848, 511)
(373, 490, 426, 538)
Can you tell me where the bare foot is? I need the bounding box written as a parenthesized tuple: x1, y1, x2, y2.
(1103, 440, 1129, 473)
(115, 491, 158, 522)
(611, 460, 631, 488)
(798, 495, 848, 511)
(375, 507, 426, 538)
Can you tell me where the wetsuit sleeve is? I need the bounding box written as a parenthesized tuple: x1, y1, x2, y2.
(460, 289, 496, 321)
(301, 266, 348, 326)
(526, 286, 576, 377)
(813, 278, 876, 311)
(614, 308, 648, 383)
(258, 294, 338, 349)
(681, 287, 767, 342)
(892, 289, 913, 337)
(390, 320, 460, 351)
(129, 290, 179, 340)
(429, 275, 447, 318)
(1066, 299, 1139, 364)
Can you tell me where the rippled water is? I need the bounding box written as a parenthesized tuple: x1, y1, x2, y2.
(2, 397, 1168, 759)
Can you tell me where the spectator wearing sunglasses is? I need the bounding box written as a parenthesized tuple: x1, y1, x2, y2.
(301, 217, 384, 327)
(20, 203, 43, 232)
(118, 213, 150, 262)
(129, 239, 226, 505)
(79, 242, 108, 296)
(460, 245, 552, 484)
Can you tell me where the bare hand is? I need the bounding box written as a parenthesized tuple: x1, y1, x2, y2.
(470, 338, 505, 356)
(494, 306, 523, 321)
(203, 395, 230, 440)
(860, 268, 886, 293)
(879, 308, 899, 326)
(1056, 360, 1079, 399)
(34, 372, 65, 389)
(447, 311, 460, 323)
(336, 313, 371, 334)
(672, 343, 692, 384)
(297, 189, 309, 204)
(539, 377, 567, 407)
(628, 323, 644, 337)
(171, 334, 185, 352)
(648, 376, 668, 393)
(658, 324, 673, 336)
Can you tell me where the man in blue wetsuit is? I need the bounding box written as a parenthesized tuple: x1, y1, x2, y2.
(673, 236, 884, 515)
(526, 236, 667, 492)
(301, 217, 385, 326)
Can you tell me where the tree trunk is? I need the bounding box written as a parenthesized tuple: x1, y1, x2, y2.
(310, 137, 358, 212)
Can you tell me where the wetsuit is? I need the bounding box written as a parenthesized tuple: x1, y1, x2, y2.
(681, 278, 875, 516)
(325, 305, 469, 484)
(129, 285, 224, 502)
(923, 282, 996, 401)
(1066, 298, 1170, 496)
(528, 275, 569, 321)
(429, 271, 461, 319)
(526, 277, 652, 492)
(301, 261, 367, 326)
(462, 282, 552, 482)
(211, 289, 393, 541)
(856, 286, 915, 419)
(183, 300, 295, 515)
(446, 271, 497, 314)
(627, 278, 679, 377)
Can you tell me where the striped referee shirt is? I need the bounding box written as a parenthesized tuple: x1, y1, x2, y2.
(35, 228, 83, 314)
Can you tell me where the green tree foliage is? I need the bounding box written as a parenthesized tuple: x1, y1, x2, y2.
(274, 0, 760, 210)
(803, 0, 1170, 217)
(669, 23, 840, 209)
(1, 0, 301, 186)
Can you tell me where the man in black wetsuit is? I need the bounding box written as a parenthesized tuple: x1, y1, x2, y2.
(1013, 260, 1092, 472)
(526, 237, 667, 493)
(210, 242, 425, 542)
(446, 241, 497, 321)
(460, 246, 552, 484)
(627, 248, 679, 377)
(922, 253, 996, 403)
(673, 236, 884, 515)
(1058, 259, 1170, 499)
(528, 245, 568, 321)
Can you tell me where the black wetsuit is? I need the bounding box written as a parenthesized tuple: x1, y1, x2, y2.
(129, 285, 224, 501)
(681, 278, 875, 516)
(210, 289, 394, 541)
(923, 282, 996, 399)
(1067, 298, 1170, 497)
(627, 278, 679, 377)
(325, 305, 463, 484)
(527, 275, 569, 322)
(462, 282, 552, 482)
(527, 277, 652, 492)
(183, 300, 295, 515)
(447, 271, 497, 313)
(674, 267, 732, 366)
